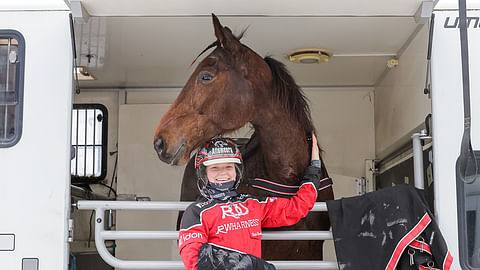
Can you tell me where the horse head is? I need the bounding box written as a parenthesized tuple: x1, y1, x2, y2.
(157, 15, 332, 260)
(154, 14, 271, 165)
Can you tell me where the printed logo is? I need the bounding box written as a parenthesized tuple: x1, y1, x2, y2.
(210, 140, 234, 155)
(214, 140, 229, 147)
(251, 232, 262, 237)
(216, 218, 260, 234)
(444, 16, 480, 28)
(178, 232, 203, 246)
(196, 200, 211, 208)
(220, 202, 249, 219)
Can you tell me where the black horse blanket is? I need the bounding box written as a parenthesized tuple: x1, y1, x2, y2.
(327, 184, 453, 270)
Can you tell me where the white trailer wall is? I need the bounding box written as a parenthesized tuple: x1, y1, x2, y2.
(374, 11, 464, 268)
(70, 91, 119, 253)
(0, 4, 73, 270)
(76, 88, 374, 263)
(374, 25, 431, 159)
(430, 3, 480, 268)
(116, 103, 185, 261)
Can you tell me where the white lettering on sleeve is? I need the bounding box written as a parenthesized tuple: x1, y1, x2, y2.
(179, 232, 204, 247)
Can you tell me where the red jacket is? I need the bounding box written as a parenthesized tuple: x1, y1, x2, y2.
(178, 166, 325, 270)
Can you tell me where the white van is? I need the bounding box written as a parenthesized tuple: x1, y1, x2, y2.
(0, 0, 478, 269)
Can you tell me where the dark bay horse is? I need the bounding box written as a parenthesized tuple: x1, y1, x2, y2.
(153, 14, 334, 260)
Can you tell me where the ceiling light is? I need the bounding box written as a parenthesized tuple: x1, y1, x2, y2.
(287, 49, 332, 64)
(74, 66, 96, 80)
(386, 59, 399, 68)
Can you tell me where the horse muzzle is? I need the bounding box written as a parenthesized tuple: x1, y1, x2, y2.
(153, 135, 186, 165)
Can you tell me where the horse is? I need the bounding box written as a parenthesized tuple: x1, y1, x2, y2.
(153, 14, 334, 260)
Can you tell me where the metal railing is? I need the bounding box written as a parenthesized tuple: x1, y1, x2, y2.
(76, 200, 338, 269)
(411, 129, 432, 190)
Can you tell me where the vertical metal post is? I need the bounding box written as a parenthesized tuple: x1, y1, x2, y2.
(3, 38, 11, 140)
(94, 207, 116, 267)
(75, 109, 79, 175)
(84, 109, 87, 176)
(412, 130, 427, 189)
(93, 109, 96, 176)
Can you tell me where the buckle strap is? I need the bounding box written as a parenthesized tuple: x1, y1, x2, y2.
(409, 239, 432, 255)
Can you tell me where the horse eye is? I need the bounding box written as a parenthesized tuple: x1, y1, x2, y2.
(199, 72, 214, 83)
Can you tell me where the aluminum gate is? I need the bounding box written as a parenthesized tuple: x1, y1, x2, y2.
(75, 131, 427, 269)
(76, 201, 338, 269)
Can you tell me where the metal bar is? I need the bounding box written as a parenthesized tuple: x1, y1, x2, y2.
(93, 109, 96, 176)
(77, 200, 192, 210)
(259, 231, 333, 240)
(82, 201, 335, 269)
(412, 131, 426, 189)
(100, 230, 332, 241)
(5, 38, 9, 93)
(76, 200, 328, 212)
(377, 142, 432, 175)
(84, 109, 87, 176)
(3, 38, 11, 140)
(81, 259, 337, 270)
(75, 109, 79, 175)
(71, 144, 102, 147)
(71, 112, 74, 171)
(274, 261, 338, 269)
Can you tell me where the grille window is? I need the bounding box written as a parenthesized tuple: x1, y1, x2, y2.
(0, 31, 25, 147)
(71, 104, 108, 183)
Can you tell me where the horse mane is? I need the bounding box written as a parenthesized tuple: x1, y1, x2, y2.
(263, 56, 314, 135)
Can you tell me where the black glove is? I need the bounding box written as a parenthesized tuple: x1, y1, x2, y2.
(197, 243, 276, 270)
(301, 165, 333, 191)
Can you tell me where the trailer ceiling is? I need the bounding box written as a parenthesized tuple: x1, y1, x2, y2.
(71, 0, 430, 89)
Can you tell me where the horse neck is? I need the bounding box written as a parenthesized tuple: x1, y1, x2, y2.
(251, 105, 310, 185)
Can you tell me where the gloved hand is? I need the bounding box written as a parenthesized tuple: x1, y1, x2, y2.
(197, 243, 276, 270)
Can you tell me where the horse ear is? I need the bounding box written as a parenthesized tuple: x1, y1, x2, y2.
(211, 13, 242, 52)
(212, 13, 226, 46)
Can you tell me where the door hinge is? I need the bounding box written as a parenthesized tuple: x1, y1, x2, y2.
(355, 177, 368, 195)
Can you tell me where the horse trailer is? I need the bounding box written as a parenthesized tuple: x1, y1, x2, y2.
(0, 0, 479, 269)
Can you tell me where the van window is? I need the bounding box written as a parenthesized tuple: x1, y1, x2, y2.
(458, 167, 480, 269)
(0, 31, 25, 147)
(71, 104, 108, 183)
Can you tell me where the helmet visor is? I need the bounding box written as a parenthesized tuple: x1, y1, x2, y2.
(202, 157, 242, 166)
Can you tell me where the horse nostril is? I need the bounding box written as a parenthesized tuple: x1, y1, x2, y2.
(154, 135, 167, 154)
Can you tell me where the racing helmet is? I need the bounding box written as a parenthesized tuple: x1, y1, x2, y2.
(195, 138, 243, 198)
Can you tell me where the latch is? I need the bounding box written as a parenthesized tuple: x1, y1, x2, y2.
(68, 219, 74, 243)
